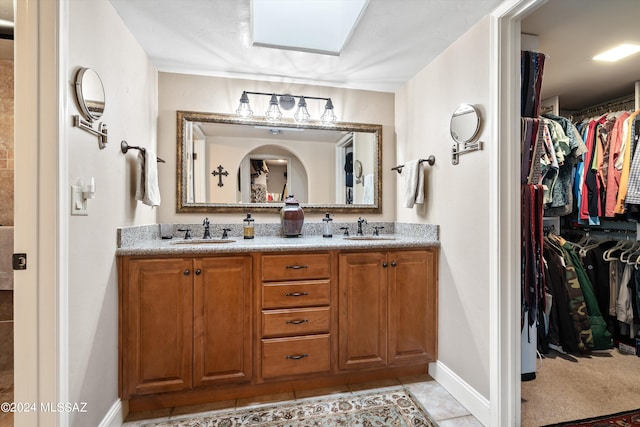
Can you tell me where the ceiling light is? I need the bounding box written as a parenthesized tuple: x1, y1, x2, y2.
(251, 0, 369, 55)
(236, 91, 338, 124)
(593, 43, 640, 62)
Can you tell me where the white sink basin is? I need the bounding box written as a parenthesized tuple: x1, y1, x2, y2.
(342, 236, 396, 241)
(171, 239, 236, 245)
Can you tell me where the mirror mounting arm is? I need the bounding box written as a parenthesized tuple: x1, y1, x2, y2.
(74, 115, 108, 149)
(451, 140, 482, 165)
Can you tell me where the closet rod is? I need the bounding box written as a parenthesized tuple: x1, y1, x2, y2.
(569, 94, 636, 122)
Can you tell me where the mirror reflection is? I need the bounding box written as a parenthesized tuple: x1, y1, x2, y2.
(450, 104, 480, 143)
(74, 68, 105, 121)
(177, 112, 382, 213)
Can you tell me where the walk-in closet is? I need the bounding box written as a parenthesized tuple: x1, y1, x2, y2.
(519, 1, 640, 426)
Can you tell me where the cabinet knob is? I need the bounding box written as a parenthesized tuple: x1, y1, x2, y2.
(391, 261, 397, 267)
(286, 319, 309, 325)
(183, 269, 190, 276)
(195, 269, 202, 276)
(382, 262, 388, 268)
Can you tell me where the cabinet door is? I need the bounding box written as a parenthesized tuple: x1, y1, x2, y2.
(338, 252, 388, 370)
(388, 250, 437, 364)
(193, 256, 252, 386)
(125, 258, 193, 396)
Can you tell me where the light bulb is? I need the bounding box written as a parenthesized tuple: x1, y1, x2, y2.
(321, 98, 337, 124)
(236, 91, 252, 118)
(265, 94, 282, 121)
(294, 96, 311, 122)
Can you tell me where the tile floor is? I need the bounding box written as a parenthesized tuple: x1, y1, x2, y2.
(0, 369, 13, 427)
(122, 375, 483, 426)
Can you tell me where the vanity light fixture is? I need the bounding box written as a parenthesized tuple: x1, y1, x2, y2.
(236, 91, 338, 124)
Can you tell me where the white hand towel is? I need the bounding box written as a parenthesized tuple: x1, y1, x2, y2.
(362, 173, 374, 204)
(402, 159, 424, 208)
(135, 149, 161, 207)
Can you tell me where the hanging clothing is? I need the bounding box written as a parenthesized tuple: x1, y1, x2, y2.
(604, 111, 631, 216)
(521, 51, 546, 118)
(614, 110, 640, 214)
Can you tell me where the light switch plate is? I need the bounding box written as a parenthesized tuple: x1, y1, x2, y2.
(71, 184, 88, 215)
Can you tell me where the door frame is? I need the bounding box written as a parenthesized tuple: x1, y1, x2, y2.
(14, 0, 68, 426)
(489, 0, 546, 426)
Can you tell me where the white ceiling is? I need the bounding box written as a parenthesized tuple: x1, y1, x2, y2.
(107, 0, 504, 93)
(521, 0, 640, 111)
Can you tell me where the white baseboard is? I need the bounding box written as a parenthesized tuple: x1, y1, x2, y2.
(98, 399, 127, 427)
(429, 361, 490, 426)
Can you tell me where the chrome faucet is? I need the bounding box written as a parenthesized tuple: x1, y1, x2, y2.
(357, 217, 367, 236)
(202, 217, 211, 239)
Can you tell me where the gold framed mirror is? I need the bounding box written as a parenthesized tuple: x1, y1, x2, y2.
(176, 111, 382, 213)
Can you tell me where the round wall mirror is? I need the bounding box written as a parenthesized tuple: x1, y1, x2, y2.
(74, 68, 105, 122)
(450, 104, 481, 143)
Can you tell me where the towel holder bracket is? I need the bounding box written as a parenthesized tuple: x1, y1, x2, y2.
(391, 155, 436, 174)
(451, 140, 482, 165)
(121, 140, 166, 163)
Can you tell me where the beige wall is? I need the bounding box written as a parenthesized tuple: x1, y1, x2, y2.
(395, 17, 492, 399)
(157, 73, 396, 224)
(67, 1, 158, 425)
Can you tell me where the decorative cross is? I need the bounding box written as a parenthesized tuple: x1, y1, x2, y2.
(211, 165, 229, 187)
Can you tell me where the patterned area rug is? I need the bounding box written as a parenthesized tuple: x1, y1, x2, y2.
(543, 408, 640, 426)
(141, 388, 436, 427)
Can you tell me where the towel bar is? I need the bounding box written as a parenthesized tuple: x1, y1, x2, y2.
(121, 140, 166, 163)
(391, 155, 435, 173)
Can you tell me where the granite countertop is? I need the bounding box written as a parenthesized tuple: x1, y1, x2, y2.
(116, 234, 439, 256)
(116, 222, 439, 256)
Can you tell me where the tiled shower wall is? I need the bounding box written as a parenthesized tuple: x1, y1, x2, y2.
(0, 57, 13, 371)
(0, 58, 13, 226)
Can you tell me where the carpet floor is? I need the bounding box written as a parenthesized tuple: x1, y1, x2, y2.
(139, 387, 436, 427)
(521, 348, 640, 427)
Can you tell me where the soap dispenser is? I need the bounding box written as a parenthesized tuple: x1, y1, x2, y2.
(322, 213, 333, 238)
(243, 213, 254, 239)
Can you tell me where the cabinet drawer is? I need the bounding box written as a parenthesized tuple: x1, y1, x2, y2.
(262, 307, 330, 338)
(262, 253, 331, 281)
(263, 281, 330, 309)
(262, 334, 330, 378)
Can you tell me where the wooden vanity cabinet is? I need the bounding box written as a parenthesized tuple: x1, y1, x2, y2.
(259, 253, 333, 381)
(122, 258, 193, 396)
(120, 255, 252, 398)
(338, 249, 437, 370)
(119, 246, 437, 412)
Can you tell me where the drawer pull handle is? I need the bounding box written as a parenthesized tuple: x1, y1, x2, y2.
(286, 319, 309, 325)
(285, 265, 308, 270)
(286, 354, 309, 360)
(285, 292, 309, 297)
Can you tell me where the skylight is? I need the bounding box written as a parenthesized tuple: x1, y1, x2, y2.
(251, 0, 369, 56)
(593, 43, 640, 62)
